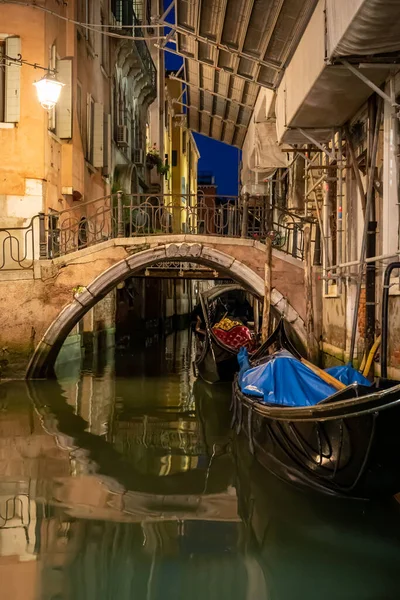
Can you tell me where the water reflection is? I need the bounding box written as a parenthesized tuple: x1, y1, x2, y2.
(0, 330, 400, 599)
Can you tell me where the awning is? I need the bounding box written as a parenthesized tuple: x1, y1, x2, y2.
(170, 0, 318, 147)
(327, 0, 400, 58)
(275, 0, 400, 144)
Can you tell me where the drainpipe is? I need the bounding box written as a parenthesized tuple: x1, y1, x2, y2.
(349, 96, 383, 364)
(337, 129, 343, 293)
(323, 152, 330, 295)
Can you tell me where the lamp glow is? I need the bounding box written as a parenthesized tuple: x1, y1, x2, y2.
(33, 73, 64, 110)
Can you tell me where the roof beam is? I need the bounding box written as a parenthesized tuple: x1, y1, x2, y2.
(168, 75, 252, 109)
(172, 101, 248, 128)
(253, 0, 285, 81)
(161, 46, 274, 89)
(195, 0, 202, 62)
(214, 0, 228, 66)
(160, 21, 282, 72)
(238, 0, 256, 54)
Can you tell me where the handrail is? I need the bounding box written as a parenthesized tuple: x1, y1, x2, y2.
(0, 194, 316, 271)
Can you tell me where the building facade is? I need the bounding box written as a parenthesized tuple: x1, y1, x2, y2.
(164, 77, 200, 233)
(0, 0, 158, 258)
(240, 0, 400, 376)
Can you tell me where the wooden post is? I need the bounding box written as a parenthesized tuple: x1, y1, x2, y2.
(39, 212, 47, 259)
(241, 193, 249, 238)
(117, 191, 124, 238)
(261, 237, 272, 343)
(254, 299, 260, 336)
(304, 225, 316, 361)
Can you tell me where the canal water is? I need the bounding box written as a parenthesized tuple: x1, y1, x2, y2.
(1, 329, 400, 599)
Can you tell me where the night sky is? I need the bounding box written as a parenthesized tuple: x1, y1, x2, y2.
(162, 5, 241, 196)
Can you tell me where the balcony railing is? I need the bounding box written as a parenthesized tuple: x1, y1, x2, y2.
(0, 194, 317, 271)
(112, 0, 157, 92)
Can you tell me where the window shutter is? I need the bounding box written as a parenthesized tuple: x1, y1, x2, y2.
(56, 58, 72, 138)
(5, 36, 21, 123)
(92, 102, 104, 167)
(103, 113, 111, 175)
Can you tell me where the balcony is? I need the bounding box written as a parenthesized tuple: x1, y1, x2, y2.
(111, 0, 157, 94)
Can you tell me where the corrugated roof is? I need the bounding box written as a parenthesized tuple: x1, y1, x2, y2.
(167, 0, 318, 147)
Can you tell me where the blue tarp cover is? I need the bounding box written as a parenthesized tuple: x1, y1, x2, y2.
(325, 364, 372, 387)
(238, 349, 336, 407)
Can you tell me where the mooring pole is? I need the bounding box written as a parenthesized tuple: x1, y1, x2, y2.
(261, 237, 272, 343)
(304, 225, 316, 361)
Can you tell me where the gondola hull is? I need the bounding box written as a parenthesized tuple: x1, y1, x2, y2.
(195, 335, 238, 384)
(232, 379, 400, 499)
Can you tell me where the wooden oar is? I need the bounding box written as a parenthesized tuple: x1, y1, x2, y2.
(300, 358, 346, 391)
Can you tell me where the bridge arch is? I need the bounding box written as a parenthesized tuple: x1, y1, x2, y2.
(26, 242, 306, 378)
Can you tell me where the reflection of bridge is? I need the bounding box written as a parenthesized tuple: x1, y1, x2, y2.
(0, 193, 316, 377)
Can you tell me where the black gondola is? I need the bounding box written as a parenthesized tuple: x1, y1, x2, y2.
(194, 284, 258, 384)
(232, 319, 400, 499)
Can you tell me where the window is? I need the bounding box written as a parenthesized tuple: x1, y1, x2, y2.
(0, 36, 21, 123)
(100, 12, 109, 73)
(78, 0, 94, 46)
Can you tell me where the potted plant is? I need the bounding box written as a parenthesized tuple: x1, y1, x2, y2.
(146, 144, 169, 177)
(146, 144, 161, 170)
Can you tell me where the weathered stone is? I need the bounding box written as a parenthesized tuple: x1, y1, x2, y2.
(271, 288, 284, 306)
(200, 246, 235, 271)
(229, 259, 264, 297)
(126, 247, 167, 271)
(188, 243, 202, 257)
(40, 263, 60, 281)
(124, 243, 150, 255)
(285, 303, 301, 325)
(87, 259, 131, 298)
(42, 301, 87, 347)
(26, 340, 53, 379)
(74, 287, 95, 307)
(166, 243, 179, 258)
(178, 243, 190, 257)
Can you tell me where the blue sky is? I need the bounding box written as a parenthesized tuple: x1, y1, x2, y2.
(162, 3, 241, 196)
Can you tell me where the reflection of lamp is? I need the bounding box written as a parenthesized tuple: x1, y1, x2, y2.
(33, 72, 64, 109)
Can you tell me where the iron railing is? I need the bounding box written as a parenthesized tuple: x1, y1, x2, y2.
(0, 193, 316, 270)
(0, 218, 39, 270)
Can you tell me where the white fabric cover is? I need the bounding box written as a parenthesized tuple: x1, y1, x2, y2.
(241, 115, 288, 188)
(327, 0, 400, 57)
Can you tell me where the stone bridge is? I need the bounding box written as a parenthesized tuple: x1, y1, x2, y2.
(0, 235, 307, 378)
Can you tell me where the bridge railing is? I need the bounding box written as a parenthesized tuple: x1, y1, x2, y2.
(0, 193, 317, 270)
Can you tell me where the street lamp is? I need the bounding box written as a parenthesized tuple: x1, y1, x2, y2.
(33, 72, 64, 110)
